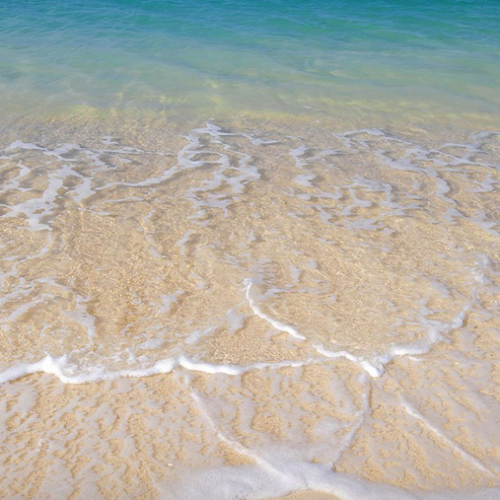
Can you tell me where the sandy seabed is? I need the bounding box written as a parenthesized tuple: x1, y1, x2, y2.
(270, 493, 339, 500)
(1, 114, 500, 499)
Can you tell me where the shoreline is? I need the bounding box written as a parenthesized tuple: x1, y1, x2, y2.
(268, 493, 339, 500)
(1, 115, 500, 499)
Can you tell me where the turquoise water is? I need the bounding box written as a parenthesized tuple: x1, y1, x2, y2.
(3, 3, 500, 499)
(1, 0, 499, 124)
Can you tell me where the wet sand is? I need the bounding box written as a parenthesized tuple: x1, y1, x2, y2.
(269, 493, 339, 500)
(1, 116, 500, 499)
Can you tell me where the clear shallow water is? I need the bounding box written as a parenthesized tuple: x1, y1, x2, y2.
(1, 2, 500, 500)
(1, 121, 500, 500)
(0, 0, 499, 125)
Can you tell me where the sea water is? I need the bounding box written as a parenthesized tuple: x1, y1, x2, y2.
(1, 1, 500, 499)
(1, 0, 499, 125)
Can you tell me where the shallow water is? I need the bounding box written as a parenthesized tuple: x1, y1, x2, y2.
(1, 0, 500, 125)
(1, 117, 500, 499)
(1, 121, 500, 381)
(1, 1, 500, 499)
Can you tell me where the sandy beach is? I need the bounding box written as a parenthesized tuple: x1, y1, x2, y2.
(270, 493, 339, 500)
(1, 117, 499, 499)
(1, 1, 500, 498)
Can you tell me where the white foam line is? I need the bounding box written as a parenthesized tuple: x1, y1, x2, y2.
(244, 279, 472, 379)
(401, 398, 496, 478)
(244, 279, 399, 378)
(0, 354, 318, 385)
(244, 280, 384, 377)
(180, 373, 283, 475)
(244, 279, 306, 341)
(3, 286, 468, 385)
(312, 344, 382, 378)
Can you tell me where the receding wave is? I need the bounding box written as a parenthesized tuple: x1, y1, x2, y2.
(1, 121, 500, 498)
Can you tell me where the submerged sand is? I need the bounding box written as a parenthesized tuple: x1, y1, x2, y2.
(269, 493, 339, 500)
(1, 115, 500, 499)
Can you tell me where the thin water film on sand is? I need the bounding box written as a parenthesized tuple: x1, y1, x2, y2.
(0, 120, 500, 499)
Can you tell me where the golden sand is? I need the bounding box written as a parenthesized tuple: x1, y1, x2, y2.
(268, 492, 339, 500)
(1, 116, 500, 499)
